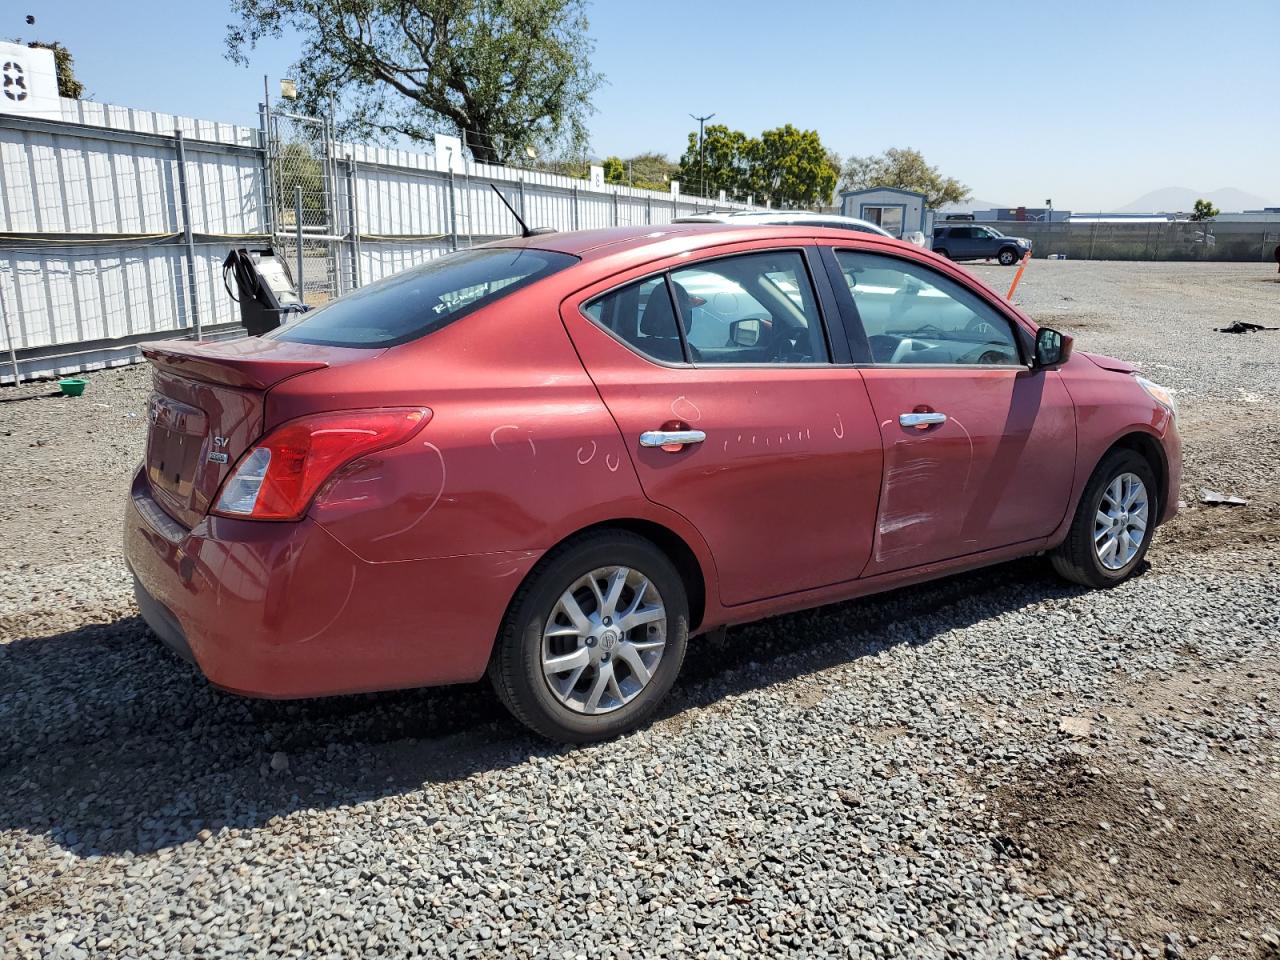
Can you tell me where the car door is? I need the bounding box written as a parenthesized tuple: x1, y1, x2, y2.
(561, 243, 883, 606)
(822, 245, 1076, 575)
(950, 226, 978, 259)
(973, 227, 1000, 259)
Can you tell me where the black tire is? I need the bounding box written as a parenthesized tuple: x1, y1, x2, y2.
(934, 247, 951, 260)
(1050, 449, 1158, 588)
(488, 530, 689, 743)
(998, 247, 1020, 266)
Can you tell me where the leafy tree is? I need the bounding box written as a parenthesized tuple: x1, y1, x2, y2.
(679, 124, 753, 199)
(602, 156, 626, 184)
(10, 39, 84, 98)
(226, 0, 604, 165)
(1189, 198, 1220, 221)
(606, 152, 676, 192)
(678, 123, 838, 207)
(840, 147, 969, 208)
(747, 125, 838, 209)
(275, 141, 326, 221)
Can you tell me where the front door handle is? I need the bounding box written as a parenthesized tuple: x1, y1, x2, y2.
(899, 412, 947, 428)
(639, 429, 706, 449)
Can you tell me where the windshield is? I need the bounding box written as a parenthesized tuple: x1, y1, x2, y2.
(272, 247, 578, 348)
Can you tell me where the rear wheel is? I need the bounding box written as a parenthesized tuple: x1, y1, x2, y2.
(934, 247, 951, 260)
(1050, 449, 1157, 588)
(489, 531, 689, 742)
(998, 247, 1020, 265)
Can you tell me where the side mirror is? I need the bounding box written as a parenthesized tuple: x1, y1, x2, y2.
(1034, 327, 1073, 367)
(730, 318, 762, 348)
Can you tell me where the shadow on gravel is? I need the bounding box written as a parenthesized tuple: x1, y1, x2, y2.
(0, 556, 1096, 855)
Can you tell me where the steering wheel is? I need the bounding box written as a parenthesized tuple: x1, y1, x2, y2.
(966, 317, 997, 337)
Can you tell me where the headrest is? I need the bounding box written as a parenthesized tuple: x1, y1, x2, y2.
(639, 281, 694, 336)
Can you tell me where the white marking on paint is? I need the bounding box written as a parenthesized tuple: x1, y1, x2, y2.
(605, 453, 620, 472)
(949, 415, 975, 493)
(670, 395, 702, 422)
(370, 441, 446, 542)
(490, 424, 519, 449)
(576, 440, 597, 464)
(833, 413, 845, 439)
(296, 566, 358, 644)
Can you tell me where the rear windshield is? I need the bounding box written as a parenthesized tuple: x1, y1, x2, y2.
(272, 247, 578, 347)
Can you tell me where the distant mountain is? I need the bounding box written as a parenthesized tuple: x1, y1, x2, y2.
(1117, 187, 1273, 214)
(936, 198, 1006, 213)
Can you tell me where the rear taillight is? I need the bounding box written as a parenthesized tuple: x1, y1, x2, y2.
(212, 408, 430, 521)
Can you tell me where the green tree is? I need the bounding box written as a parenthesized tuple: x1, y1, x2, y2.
(1189, 198, 1220, 221)
(602, 156, 626, 184)
(747, 125, 838, 208)
(840, 147, 969, 208)
(618, 152, 678, 192)
(10, 40, 84, 98)
(275, 141, 326, 221)
(679, 124, 753, 199)
(226, 0, 604, 165)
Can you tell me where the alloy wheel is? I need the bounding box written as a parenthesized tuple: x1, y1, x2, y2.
(541, 566, 667, 715)
(1094, 472, 1149, 570)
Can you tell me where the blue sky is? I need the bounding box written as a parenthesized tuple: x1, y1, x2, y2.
(15, 0, 1279, 209)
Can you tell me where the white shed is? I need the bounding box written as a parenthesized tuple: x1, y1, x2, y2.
(838, 187, 930, 239)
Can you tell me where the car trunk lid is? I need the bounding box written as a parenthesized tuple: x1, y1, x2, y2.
(139, 337, 373, 528)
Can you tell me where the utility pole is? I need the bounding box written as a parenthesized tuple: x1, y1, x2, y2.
(690, 112, 715, 199)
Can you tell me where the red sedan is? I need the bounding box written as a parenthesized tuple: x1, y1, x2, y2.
(124, 225, 1180, 742)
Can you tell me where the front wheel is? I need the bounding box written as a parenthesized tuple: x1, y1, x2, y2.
(934, 247, 951, 260)
(1050, 449, 1157, 588)
(998, 247, 1020, 265)
(488, 531, 689, 743)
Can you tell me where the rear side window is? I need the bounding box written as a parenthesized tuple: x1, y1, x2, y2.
(273, 247, 578, 347)
(584, 276, 685, 364)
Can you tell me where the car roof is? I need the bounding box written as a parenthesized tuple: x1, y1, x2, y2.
(488, 223, 914, 262)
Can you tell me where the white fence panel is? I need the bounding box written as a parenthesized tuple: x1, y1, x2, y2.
(2, 97, 772, 383)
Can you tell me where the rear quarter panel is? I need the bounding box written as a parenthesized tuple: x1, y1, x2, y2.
(275, 281, 717, 577)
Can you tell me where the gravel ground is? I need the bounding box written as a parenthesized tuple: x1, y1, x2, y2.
(2, 260, 1278, 958)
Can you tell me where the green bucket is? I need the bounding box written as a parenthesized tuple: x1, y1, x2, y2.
(58, 378, 88, 397)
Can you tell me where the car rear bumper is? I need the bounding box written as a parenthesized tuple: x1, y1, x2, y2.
(123, 469, 540, 698)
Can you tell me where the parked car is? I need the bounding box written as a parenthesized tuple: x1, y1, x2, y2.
(126, 224, 1180, 743)
(931, 224, 1032, 264)
(674, 210, 897, 239)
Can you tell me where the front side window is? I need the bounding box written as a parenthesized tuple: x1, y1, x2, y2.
(835, 251, 1022, 366)
(672, 251, 829, 364)
(274, 247, 578, 348)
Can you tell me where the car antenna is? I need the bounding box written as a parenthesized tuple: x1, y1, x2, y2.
(490, 184, 539, 238)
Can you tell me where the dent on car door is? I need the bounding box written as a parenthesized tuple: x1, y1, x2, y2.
(561, 244, 884, 606)
(825, 247, 1077, 574)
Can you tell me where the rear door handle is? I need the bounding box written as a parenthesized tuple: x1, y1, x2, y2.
(639, 429, 706, 449)
(899, 412, 947, 427)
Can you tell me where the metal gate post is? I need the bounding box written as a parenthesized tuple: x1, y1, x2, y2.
(613, 192, 619, 226)
(295, 185, 305, 302)
(346, 159, 362, 288)
(258, 103, 275, 237)
(448, 168, 459, 251)
(646, 197, 652, 225)
(518, 179, 527, 221)
(173, 129, 202, 341)
(572, 185, 579, 230)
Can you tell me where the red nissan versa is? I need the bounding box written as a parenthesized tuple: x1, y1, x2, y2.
(124, 225, 1180, 742)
